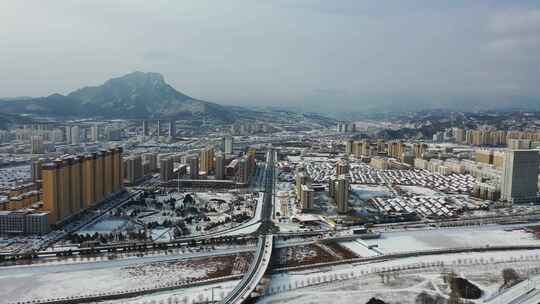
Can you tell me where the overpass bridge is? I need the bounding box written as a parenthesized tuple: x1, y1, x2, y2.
(221, 149, 276, 304)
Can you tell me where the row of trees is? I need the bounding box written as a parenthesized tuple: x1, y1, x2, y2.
(67, 230, 147, 244)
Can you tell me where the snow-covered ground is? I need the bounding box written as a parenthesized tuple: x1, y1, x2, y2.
(258, 249, 540, 304)
(364, 226, 539, 254)
(108, 279, 242, 304)
(78, 217, 132, 235)
(0, 248, 253, 303)
(340, 240, 381, 257)
(220, 194, 263, 236)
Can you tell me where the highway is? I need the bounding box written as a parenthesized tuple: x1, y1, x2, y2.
(221, 149, 276, 304)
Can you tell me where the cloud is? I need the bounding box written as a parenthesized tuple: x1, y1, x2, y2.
(0, 1, 539, 112)
(489, 36, 540, 51)
(490, 9, 540, 35)
(488, 9, 540, 52)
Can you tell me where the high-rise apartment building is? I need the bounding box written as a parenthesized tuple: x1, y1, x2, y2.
(142, 120, 149, 137)
(112, 148, 122, 192)
(169, 120, 176, 138)
(65, 126, 72, 144)
(236, 158, 249, 184)
(52, 129, 64, 143)
(388, 141, 405, 159)
(105, 126, 121, 141)
(160, 157, 174, 182)
(413, 143, 428, 159)
(361, 140, 371, 157)
(501, 149, 540, 203)
(334, 177, 349, 213)
(68, 156, 83, 214)
(344, 140, 353, 155)
(215, 153, 225, 179)
(41, 148, 122, 225)
(300, 185, 314, 210)
(30, 136, 44, 154)
(103, 150, 113, 195)
(94, 151, 105, 202)
(223, 136, 233, 154)
(31, 159, 44, 182)
(81, 154, 96, 209)
(453, 128, 465, 143)
(295, 169, 311, 200)
(142, 153, 158, 173)
(70, 126, 80, 145)
(336, 160, 349, 177)
(90, 125, 99, 142)
(199, 148, 215, 174)
(508, 139, 532, 150)
(189, 156, 199, 179)
(125, 155, 143, 184)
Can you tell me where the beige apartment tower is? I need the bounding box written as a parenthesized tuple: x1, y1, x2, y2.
(41, 148, 122, 226)
(94, 151, 105, 202)
(103, 150, 113, 196)
(42, 162, 60, 224)
(82, 154, 96, 208)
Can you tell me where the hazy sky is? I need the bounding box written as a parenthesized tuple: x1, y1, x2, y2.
(1, 0, 539, 112)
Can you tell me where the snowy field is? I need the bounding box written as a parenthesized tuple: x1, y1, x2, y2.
(78, 217, 133, 235)
(111, 279, 242, 304)
(0, 249, 253, 303)
(364, 226, 539, 254)
(258, 249, 540, 304)
(340, 240, 381, 257)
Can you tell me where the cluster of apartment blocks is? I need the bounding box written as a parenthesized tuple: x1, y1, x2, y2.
(124, 145, 256, 187)
(295, 168, 314, 210)
(0, 183, 41, 211)
(230, 123, 272, 135)
(14, 123, 123, 152)
(0, 148, 123, 235)
(41, 147, 123, 225)
(453, 128, 540, 147)
(329, 160, 349, 213)
(345, 139, 419, 160)
(404, 146, 540, 204)
(344, 136, 540, 204)
(295, 161, 350, 213)
(0, 181, 45, 235)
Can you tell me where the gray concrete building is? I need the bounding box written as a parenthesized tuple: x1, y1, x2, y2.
(501, 149, 540, 203)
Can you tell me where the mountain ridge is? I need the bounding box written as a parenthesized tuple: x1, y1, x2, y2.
(0, 71, 235, 122)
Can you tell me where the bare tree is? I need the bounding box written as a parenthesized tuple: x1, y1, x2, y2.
(502, 268, 522, 288)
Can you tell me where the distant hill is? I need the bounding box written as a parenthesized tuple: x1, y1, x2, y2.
(0, 72, 236, 122)
(0, 113, 34, 130)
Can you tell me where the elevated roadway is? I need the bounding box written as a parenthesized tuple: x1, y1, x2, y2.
(221, 149, 276, 304)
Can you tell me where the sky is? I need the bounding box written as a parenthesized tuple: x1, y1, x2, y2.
(0, 0, 539, 115)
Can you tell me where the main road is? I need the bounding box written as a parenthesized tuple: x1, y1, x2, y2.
(221, 149, 276, 304)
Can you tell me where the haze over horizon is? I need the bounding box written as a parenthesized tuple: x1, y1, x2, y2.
(1, 0, 540, 115)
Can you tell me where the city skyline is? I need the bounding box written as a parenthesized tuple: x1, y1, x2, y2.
(3, 2, 540, 303)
